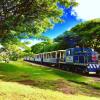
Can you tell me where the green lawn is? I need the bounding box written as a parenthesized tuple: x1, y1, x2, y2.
(0, 81, 99, 100)
(0, 61, 100, 100)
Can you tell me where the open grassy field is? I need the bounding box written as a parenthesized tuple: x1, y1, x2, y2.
(0, 61, 100, 100)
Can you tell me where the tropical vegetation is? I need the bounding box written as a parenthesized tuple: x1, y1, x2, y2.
(31, 18, 100, 53)
(0, 0, 77, 61)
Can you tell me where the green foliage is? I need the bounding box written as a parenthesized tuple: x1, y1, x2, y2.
(0, 0, 77, 56)
(0, 44, 27, 61)
(31, 40, 61, 53)
(31, 41, 50, 53)
(31, 31, 76, 54)
(54, 31, 77, 49)
(0, 0, 77, 43)
(71, 18, 100, 52)
(31, 31, 77, 53)
(0, 51, 9, 63)
(31, 19, 100, 54)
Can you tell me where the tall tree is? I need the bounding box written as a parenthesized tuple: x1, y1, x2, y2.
(0, 0, 77, 42)
(0, 0, 77, 58)
(71, 18, 100, 52)
(54, 31, 80, 49)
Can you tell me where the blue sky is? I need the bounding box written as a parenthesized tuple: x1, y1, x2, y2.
(43, 6, 82, 39)
(43, 0, 100, 39)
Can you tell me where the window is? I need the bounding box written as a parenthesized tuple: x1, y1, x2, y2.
(66, 50, 71, 56)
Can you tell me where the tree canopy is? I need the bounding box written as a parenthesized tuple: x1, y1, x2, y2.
(0, 0, 77, 61)
(31, 18, 100, 54)
(71, 18, 100, 51)
(31, 31, 75, 54)
(0, 0, 77, 42)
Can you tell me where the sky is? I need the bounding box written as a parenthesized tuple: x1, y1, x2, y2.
(43, 5, 82, 39)
(26, 0, 100, 46)
(72, 0, 100, 20)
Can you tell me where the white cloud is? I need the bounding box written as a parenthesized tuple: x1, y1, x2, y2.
(31, 39, 43, 46)
(72, 0, 100, 20)
(21, 39, 43, 47)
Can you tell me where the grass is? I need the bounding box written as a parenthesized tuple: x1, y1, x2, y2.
(0, 61, 100, 100)
(0, 81, 99, 100)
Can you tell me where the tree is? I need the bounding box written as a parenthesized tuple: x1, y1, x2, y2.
(0, 44, 26, 61)
(0, 0, 78, 60)
(0, 0, 77, 44)
(71, 18, 100, 52)
(54, 31, 80, 49)
(31, 39, 60, 53)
